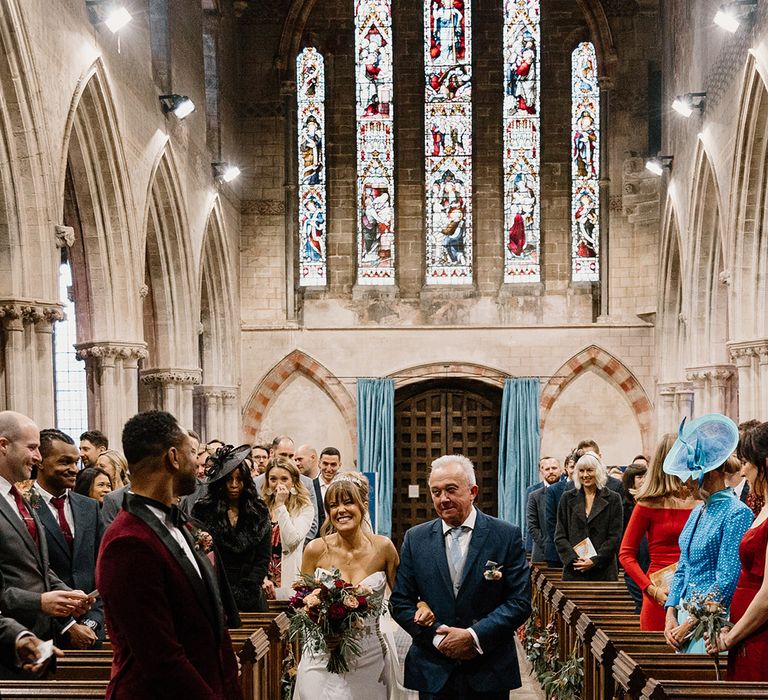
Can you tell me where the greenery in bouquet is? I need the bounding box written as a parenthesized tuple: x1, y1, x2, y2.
(287, 567, 384, 674)
(539, 646, 583, 700)
(680, 587, 731, 679)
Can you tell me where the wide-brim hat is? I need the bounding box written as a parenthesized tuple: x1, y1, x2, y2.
(662, 413, 739, 481)
(205, 444, 252, 484)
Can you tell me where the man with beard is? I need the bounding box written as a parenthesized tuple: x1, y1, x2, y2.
(96, 411, 241, 699)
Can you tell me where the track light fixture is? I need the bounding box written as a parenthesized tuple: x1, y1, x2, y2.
(645, 155, 674, 177)
(672, 92, 706, 118)
(714, 1, 757, 32)
(212, 162, 241, 183)
(159, 95, 196, 120)
(86, 1, 132, 33)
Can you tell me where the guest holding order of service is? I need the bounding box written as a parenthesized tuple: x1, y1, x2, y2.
(663, 414, 754, 654)
(554, 452, 623, 581)
(619, 434, 699, 631)
(192, 444, 272, 612)
(260, 457, 314, 600)
(706, 421, 768, 680)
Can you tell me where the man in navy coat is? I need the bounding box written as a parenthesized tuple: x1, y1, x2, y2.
(391, 455, 531, 699)
(34, 429, 104, 648)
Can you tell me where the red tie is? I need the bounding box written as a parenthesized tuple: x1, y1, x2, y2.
(50, 495, 74, 548)
(10, 486, 39, 544)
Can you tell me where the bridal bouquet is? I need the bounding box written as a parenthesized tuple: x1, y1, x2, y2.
(681, 588, 730, 679)
(288, 568, 384, 674)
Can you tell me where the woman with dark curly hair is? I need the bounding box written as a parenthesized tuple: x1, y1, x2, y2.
(192, 444, 272, 612)
(74, 466, 113, 505)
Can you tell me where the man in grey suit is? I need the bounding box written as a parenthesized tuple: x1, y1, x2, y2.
(0, 411, 92, 654)
(527, 486, 550, 563)
(34, 429, 104, 648)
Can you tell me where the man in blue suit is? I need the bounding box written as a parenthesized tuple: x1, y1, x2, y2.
(34, 429, 104, 648)
(391, 455, 531, 699)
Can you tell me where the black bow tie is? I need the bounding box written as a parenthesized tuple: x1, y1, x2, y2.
(133, 495, 188, 528)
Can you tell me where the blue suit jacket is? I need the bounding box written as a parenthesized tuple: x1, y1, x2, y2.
(36, 490, 105, 637)
(390, 509, 531, 694)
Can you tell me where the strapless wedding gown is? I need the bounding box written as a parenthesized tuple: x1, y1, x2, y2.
(293, 569, 396, 700)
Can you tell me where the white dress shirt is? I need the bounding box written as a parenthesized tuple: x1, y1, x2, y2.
(144, 504, 201, 578)
(434, 506, 483, 654)
(34, 483, 75, 536)
(0, 474, 25, 520)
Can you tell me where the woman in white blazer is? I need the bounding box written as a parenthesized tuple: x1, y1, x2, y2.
(261, 457, 315, 599)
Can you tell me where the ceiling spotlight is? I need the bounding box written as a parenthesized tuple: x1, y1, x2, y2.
(159, 94, 196, 119)
(213, 162, 241, 183)
(645, 155, 673, 176)
(672, 92, 706, 118)
(86, 2, 132, 33)
(714, 1, 757, 32)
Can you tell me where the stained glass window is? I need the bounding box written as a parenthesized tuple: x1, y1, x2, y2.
(424, 0, 472, 284)
(503, 0, 540, 283)
(54, 262, 87, 437)
(297, 47, 327, 287)
(571, 42, 600, 282)
(355, 0, 395, 285)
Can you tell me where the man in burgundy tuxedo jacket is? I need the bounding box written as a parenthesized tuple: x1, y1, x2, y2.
(97, 411, 241, 700)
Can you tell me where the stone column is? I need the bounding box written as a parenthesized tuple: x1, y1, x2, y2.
(139, 368, 203, 429)
(28, 306, 65, 426)
(730, 345, 756, 422)
(0, 306, 25, 412)
(598, 76, 613, 320)
(282, 78, 297, 321)
(194, 385, 240, 443)
(685, 368, 708, 416)
(657, 383, 678, 436)
(710, 368, 735, 416)
(675, 383, 695, 423)
(75, 341, 148, 446)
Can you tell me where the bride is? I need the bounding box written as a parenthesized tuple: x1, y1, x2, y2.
(293, 473, 433, 700)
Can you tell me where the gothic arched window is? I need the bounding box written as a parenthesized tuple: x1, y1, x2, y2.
(297, 47, 328, 287)
(571, 41, 600, 282)
(355, 0, 396, 285)
(503, 0, 540, 283)
(425, 0, 472, 284)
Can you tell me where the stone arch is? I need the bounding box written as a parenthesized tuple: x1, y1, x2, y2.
(388, 361, 506, 389)
(729, 53, 768, 341)
(141, 144, 198, 370)
(540, 345, 653, 452)
(658, 197, 685, 382)
(242, 350, 357, 448)
(61, 59, 140, 342)
(0, 0, 57, 300)
(686, 141, 728, 366)
(199, 199, 237, 387)
(276, 0, 617, 78)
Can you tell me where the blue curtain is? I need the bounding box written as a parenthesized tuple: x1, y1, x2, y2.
(498, 378, 540, 530)
(356, 378, 395, 537)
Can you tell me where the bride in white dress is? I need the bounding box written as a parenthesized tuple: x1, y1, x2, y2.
(292, 474, 433, 700)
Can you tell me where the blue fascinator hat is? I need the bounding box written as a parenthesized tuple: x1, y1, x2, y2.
(662, 413, 739, 481)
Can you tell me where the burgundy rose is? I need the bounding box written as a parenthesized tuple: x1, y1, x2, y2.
(356, 596, 368, 609)
(335, 580, 346, 589)
(329, 603, 347, 620)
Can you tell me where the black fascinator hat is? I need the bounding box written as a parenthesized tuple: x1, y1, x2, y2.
(205, 444, 252, 484)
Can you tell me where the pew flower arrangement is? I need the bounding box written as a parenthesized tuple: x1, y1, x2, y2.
(287, 567, 384, 674)
(522, 610, 583, 699)
(681, 589, 731, 680)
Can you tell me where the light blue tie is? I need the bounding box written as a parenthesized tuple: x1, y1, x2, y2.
(447, 526, 467, 590)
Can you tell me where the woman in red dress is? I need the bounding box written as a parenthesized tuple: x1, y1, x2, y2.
(619, 434, 699, 630)
(708, 421, 768, 680)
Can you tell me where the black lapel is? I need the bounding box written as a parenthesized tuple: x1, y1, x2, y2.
(34, 495, 70, 559)
(68, 493, 90, 564)
(123, 494, 219, 630)
(0, 492, 42, 565)
(588, 489, 609, 522)
(178, 524, 225, 635)
(458, 509, 490, 590)
(430, 519, 454, 594)
(572, 490, 586, 522)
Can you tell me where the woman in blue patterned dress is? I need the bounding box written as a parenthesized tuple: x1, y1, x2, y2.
(663, 414, 754, 653)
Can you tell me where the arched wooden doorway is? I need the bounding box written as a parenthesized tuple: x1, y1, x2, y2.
(392, 378, 502, 546)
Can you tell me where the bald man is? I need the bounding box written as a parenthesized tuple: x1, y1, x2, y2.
(295, 445, 324, 539)
(0, 412, 92, 669)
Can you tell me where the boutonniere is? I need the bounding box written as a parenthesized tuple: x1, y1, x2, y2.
(483, 560, 503, 581)
(21, 484, 40, 510)
(187, 524, 213, 554)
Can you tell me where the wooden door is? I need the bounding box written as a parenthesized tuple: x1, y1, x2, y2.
(392, 380, 501, 546)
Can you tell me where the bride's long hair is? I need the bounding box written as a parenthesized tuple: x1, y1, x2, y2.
(319, 474, 373, 539)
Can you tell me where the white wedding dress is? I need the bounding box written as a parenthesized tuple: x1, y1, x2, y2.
(293, 569, 403, 700)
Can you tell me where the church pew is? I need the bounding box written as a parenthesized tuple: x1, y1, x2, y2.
(0, 680, 108, 698)
(237, 628, 271, 700)
(640, 679, 768, 699)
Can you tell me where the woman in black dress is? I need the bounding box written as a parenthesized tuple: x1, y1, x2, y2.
(192, 444, 272, 612)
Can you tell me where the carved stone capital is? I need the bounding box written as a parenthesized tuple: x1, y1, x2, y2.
(728, 339, 768, 364)
(194, 385, 239, 401)
(685, 364, 735, 383)
(75, 341, 149, 363)
(0, 299, 65, 326)
(139, 368, 203, 386)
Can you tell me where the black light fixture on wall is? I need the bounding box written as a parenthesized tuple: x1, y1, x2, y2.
(159, 95, 196, 120)
(212, 162, 241, 183)
(645, 155, 674, 177)
(672, 92, 706, 118)
(85, 1, 132, 33)
(714, 0, 757, 32)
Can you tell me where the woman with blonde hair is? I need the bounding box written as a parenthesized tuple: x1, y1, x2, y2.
(619, 434, 699, 630)
(96, 449, 129, 489)
(555, 452, 623, 581)
(260, 457, 314, 599)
